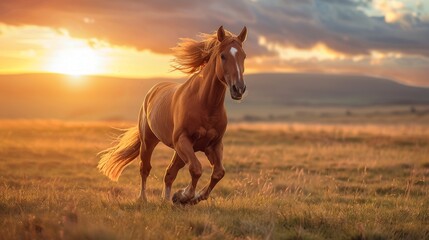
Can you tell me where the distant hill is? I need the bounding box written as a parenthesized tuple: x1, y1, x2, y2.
(1, 73, 429, 121)
(243, 73, 429, 106)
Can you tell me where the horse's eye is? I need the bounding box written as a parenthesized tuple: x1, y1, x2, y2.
(221, 54, 226, 61)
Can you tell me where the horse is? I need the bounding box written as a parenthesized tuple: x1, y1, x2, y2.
(97, 26, 247, 205)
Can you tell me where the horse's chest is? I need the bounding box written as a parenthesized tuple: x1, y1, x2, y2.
(192, 127, 221, 151)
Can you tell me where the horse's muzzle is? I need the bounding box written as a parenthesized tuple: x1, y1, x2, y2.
(230, 83, 246, 100)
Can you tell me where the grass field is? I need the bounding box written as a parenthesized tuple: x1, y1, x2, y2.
(0, 120, 428, 239)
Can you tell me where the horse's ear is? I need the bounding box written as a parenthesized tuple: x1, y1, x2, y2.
(217, 26, 226, 42)
(237, 26, 247, 43)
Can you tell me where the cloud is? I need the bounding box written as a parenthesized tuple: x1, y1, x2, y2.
(373, 0, 421, 26)
(316, 0, 429, 56)
(1, 0, 428, 56)
(0, 0, 429, 84)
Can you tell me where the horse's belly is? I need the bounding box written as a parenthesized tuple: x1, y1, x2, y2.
(145, 83, 176, 147)
(148, 107, 174, 147)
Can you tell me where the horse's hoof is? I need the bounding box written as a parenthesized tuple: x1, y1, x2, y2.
(172, 190, 184, 204)
(188, 198, 198, 205)
(189, 194, 206, 205)
(172, 189, 193, 205)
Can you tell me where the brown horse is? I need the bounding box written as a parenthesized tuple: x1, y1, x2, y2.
(98, 26, 247, 205)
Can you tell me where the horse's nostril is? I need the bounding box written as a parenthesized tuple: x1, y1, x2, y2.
(243, 85, 246, 93)
(232, 85, 238, 93)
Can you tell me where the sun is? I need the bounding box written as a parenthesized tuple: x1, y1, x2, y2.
(47, 47, 102, 77)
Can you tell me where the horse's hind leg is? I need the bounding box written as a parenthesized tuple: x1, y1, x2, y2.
(138, 119, 159, 201)
(162, 152, 185, 200)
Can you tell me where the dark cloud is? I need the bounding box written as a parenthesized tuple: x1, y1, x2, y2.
(315, 0, 429, 56)
(0, 0, 428, 58)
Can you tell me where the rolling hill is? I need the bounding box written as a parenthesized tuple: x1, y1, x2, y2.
(1, 73, 429, 121)
(244, 73, 429, 106)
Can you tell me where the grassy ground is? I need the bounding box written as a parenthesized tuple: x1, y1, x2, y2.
(0, 120, 428, 239)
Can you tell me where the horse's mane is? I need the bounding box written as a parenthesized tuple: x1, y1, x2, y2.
(171, 30, 237, 74)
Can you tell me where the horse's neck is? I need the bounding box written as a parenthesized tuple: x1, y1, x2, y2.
(189, 61, 226, 109)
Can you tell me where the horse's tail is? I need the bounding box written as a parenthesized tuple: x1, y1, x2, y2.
(97, 126, 141, 181)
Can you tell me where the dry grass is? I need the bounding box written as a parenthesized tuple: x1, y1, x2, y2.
(0, 120, 428, 239)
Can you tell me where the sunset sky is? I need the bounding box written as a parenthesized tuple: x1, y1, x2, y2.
(0, 0, 428, 85)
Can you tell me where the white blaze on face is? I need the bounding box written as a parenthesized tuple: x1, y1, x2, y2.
(230, 47, 241, 83)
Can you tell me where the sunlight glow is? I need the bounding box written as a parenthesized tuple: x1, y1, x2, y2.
(47, 48, 102, 77)
(0, 24, 183, 79)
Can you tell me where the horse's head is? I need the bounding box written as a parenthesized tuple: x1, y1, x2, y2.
(215, 26, 247, 100)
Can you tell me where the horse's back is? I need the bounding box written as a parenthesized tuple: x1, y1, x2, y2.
(142, 82, 179, 146)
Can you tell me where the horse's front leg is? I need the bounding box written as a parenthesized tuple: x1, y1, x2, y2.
(171, 134, 202, 205)
(162, 151, 185, 201)
(190, 142, 225, 205)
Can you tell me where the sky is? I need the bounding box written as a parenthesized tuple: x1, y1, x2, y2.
(0, 0, 428, 85)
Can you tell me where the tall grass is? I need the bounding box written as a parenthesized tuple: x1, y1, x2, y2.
(0, 120, 428, 239)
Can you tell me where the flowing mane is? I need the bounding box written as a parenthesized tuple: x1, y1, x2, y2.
(171, 30, 237, 74)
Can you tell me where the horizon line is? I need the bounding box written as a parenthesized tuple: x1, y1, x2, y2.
(1, 71, 428, 88)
